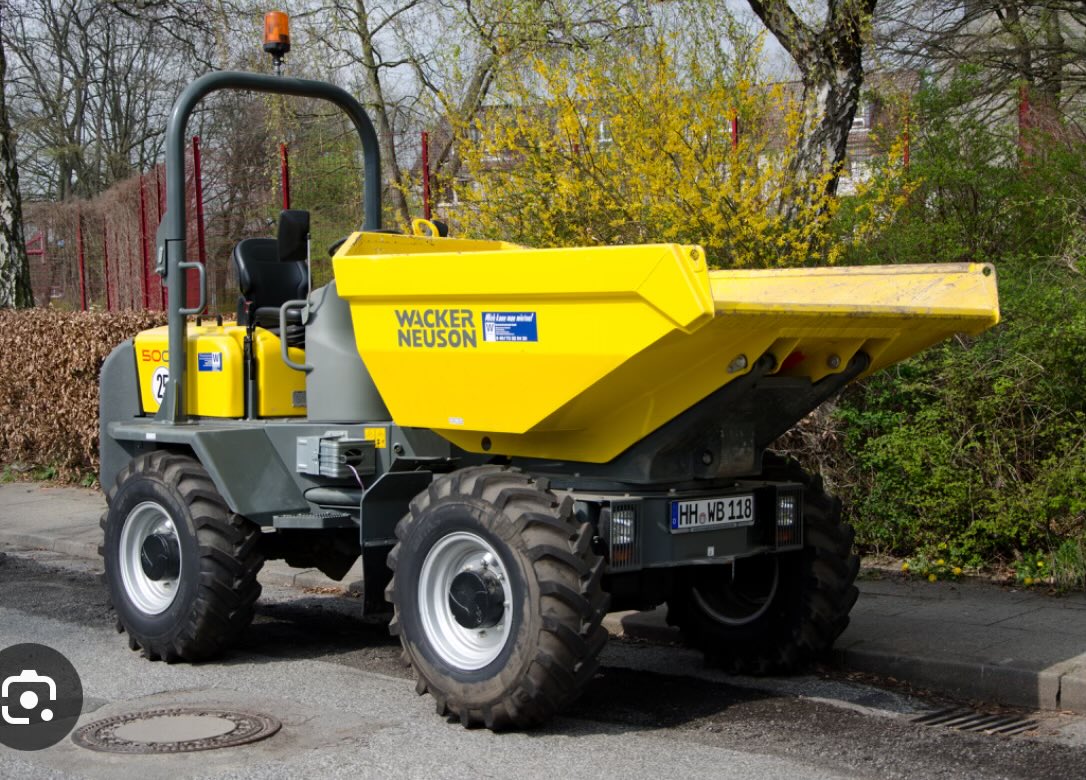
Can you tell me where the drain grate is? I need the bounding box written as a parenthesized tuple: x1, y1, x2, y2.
(911, 707, 1039, 737)
(72, 708, 281, 754)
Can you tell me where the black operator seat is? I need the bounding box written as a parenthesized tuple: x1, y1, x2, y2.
(233, 209, 310, 347)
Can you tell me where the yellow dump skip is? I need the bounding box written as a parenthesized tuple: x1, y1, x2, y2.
(333, 234, 999, 463)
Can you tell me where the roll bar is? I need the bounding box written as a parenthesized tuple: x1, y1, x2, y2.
(154, 71, 382, 422)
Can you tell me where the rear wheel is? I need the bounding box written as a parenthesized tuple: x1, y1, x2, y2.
(386, 466, 608, 730)
(667, 455, 859, 674)
(101, 451, 263, 661)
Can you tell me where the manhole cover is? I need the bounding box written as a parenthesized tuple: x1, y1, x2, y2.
(72, 708, 281, 754)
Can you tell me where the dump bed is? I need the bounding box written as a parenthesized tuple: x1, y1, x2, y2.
(332, 233, 999, 463)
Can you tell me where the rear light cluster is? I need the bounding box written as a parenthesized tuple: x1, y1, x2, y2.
(775, 490, 802, 548)
(603, 502, 640, 571)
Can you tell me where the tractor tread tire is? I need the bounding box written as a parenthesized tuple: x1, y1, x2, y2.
(102, 451, 263, 662)
(386, 465, 608, 730)
(667, 453, 859, 675)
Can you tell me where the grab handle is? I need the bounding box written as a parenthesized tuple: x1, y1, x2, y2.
(280, 299, 312, 372)
(177, 261, 206, 315)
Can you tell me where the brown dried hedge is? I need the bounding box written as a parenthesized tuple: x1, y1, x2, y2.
(0, 309, 166, 481)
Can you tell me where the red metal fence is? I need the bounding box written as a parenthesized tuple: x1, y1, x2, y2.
(21, 131, 370, 313)
(23, 150, 203, 312)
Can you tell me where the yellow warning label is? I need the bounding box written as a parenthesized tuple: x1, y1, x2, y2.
(364, 427, 387, 449)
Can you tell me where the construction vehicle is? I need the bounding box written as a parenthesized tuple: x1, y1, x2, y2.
(97, 14, 1001, 731)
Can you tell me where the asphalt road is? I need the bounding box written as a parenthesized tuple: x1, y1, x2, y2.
(2, 548, 1086, 779)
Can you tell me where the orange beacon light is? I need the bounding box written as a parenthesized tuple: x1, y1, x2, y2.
(263, 11, 290, 67)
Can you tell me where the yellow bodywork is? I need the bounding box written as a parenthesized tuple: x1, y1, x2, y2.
(134, 324, 307, 418)
(333, 233, 1000, 463)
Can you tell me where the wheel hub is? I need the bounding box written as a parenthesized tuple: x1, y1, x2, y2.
(119, 502, 183, 615)
(140, 533, 181, 581)
(449, 569, 505, 629)
(417, 531, 514, 670)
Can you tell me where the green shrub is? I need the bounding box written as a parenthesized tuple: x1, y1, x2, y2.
(836, 260, 1086, 561)
(825, 71, 1086, 572)
(1052, 537, 1086, 591)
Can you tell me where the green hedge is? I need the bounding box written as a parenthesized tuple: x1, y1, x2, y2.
(813, 70, 1086, 581)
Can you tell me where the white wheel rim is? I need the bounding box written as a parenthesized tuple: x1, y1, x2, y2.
(119, 501, 182, 615)
(417, 531, 514, 671)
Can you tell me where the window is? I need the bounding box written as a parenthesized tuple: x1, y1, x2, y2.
(598, 119, 614, 148)
(852, 102, 869, 132)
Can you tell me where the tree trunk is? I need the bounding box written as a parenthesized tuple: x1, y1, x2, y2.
(1037, 5, 1064, 123)
(0, 25, 33, 308)
(355, 0, 411, 228)
(792, 49, 866, 208)
(746, 0, 875, 215)
(432, 53, 497, 188)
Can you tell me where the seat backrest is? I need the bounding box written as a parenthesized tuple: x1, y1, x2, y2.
(277, 209, 310, 263)
(233, 236, 309, 324)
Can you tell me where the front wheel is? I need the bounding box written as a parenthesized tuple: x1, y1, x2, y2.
(101, 451, 263, 661)
(667, 455, 859, 674)
(386, 466, 609, 730)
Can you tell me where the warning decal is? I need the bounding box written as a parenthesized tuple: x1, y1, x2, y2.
(482, 312, 538, 343)
(364, 427, 387, 449)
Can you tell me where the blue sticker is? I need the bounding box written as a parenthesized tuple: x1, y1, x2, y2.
(197, 352, 223, 372)
(482, 312, 538, 343)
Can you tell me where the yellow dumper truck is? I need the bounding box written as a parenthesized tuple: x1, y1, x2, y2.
(98, 58, 1000, 730)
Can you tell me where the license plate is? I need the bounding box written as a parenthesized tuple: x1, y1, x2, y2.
(670, 495, 755, 533)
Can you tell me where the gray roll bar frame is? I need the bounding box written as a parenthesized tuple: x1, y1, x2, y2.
(154, 71, 382, 423)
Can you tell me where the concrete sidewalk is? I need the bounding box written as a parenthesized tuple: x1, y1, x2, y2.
(2, 482, 1085, 714)
(0, 482, 365, 590)
(606, 578, 1086, 714)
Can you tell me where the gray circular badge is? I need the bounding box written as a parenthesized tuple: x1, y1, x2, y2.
(0, 643, 84, 751)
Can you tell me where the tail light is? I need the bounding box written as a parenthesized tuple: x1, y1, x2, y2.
(775, 489, 802, 549)
(603, 501, 640, 571)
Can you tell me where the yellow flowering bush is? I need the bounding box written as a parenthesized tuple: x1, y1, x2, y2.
(455, 15, 907, 268)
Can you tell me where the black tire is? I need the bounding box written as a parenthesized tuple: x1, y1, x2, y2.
(386, 466, 609, 730)
(101, 451, 263, 662)
(666, 454, 859, 674)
